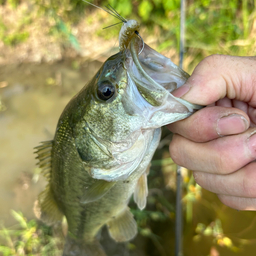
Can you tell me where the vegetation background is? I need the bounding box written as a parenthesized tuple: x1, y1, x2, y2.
(0, 0, 256, 255)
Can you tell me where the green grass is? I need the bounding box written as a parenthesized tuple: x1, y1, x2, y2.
(0, 211, 62, 256)
(1, 0, 255, 71)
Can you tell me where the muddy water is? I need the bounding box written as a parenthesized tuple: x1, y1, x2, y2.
(0, 60, 102, 226)
(1, 60, 256, 256)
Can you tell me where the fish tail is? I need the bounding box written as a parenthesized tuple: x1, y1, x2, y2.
(63, 235, 106, 256)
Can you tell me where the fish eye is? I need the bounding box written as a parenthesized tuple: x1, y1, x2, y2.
(97, 81, 115, 101)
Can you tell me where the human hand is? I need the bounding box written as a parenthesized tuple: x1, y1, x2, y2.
(168, 55, 256, 210)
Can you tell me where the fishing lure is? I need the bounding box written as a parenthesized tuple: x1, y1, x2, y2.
(82, 1, 141, 51)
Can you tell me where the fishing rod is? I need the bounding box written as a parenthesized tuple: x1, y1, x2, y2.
(175, 0, 185, 256)
(179, 0, 185, 70)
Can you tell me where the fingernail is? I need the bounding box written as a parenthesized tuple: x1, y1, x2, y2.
(216, 114, 248, 136)
(172, 84, 191, 98)
(247, 132, 256, 158)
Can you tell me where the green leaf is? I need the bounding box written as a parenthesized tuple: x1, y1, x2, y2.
(0, 246, 15, 255)
(10, 210, 27, 229)
(162, 0, 179, 11)
(138, 0, 153, 21)
(116, 0, 133, 18)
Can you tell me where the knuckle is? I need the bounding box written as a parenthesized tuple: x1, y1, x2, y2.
(193, 171, 204, 186)
(213, 142, 236, 174)
(242, 164, 256, 197)
(196, 54, 227, 74)
(185, 115, 201, 141)
(215, 154, 232, 174)
(169, 137, 182, 165)
(203, 54, 224, 66)
(241, 175, 252, 197)
(215, 153, 226, 174)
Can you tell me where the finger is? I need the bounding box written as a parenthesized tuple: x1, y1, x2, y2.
(232, 100, 248, 114)
(193, 162, 256, 198)
(167, 106, 249, 142)
(217, 194, 256, 211)
(248, 106, 256, 126)
(169, 128, 256, 174)
(216, 97, 232, 107)
(172, 55, 256, 106)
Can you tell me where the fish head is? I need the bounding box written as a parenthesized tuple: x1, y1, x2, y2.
(66, 37, 202, 181)
(70, 51, 148, 179)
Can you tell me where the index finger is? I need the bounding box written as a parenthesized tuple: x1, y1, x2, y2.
(172, 55, 256, 107)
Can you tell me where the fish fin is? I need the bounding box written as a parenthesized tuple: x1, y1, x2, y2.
(34, 140, 53, 181)
(134, 169, 149, 210)
(80, 180, 116, 204)
(107, 207, 137, 242)
(34, 184, 63, 225)
(34, 140, 62, 225)
(63, 236, 106, 256)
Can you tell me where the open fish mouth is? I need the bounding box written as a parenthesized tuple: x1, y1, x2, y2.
(124, 36, 202, 128)
(89, 37, 203, 182)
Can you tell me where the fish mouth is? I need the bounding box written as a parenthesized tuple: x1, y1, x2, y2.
(124, 36, 202, 127)
(88, 37, 204, 182)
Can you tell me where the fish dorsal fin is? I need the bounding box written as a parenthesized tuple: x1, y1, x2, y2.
(34, 140, 63, 225)
(34, 140, 53, 181)
(107, 207, 137, 242)
(134, 169, 149, 210)
(80, 180, 116, 204)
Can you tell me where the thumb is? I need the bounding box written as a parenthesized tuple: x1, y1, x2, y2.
(172, 55, 256, 107)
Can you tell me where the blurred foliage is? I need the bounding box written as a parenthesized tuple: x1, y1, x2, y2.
(2, 31, 29, 46)
(0, 0, 255, 70)
(33, 0, 87, 22)
(86, 0, 256, 71)
(193, 219, 241, 252)
(0, 10, 31, 46)
(0, 0, 20, 9)
(0, 210, 62, 256)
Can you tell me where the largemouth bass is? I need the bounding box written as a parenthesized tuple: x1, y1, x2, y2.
(34, 35, 201, 256)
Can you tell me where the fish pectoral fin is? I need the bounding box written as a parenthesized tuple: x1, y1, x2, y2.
(80, 180, 116, 204)
(107, 207, 137, 242)
(34, 184, 63, 225)
(134, 171, 148, 210)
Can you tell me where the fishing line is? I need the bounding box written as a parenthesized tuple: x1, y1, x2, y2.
(135, 31, 144, 55)
(103, 22, 124, 29)
(105, 4, 127, 22)
(83, 0, 142, 52)
(82, 0, 127, 23)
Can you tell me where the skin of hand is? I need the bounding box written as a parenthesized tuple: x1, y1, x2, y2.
(168, 55, 256, 211)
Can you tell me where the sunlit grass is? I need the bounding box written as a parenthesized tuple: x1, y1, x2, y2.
(0, 211, 63, 256)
